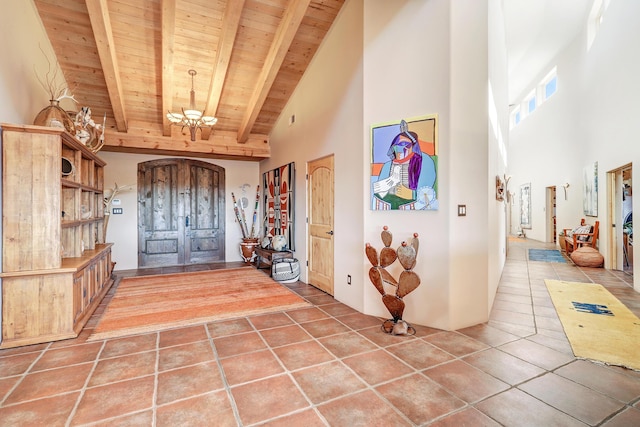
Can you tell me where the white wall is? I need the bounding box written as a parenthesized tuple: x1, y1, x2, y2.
(448, 0, 492, 329)
(100, 152, 260, 271)
(361, 0, 454, 330)
(266, 0, 365, 308)
(487, 0, 510, 313)
(269, 0, 505, 330)
(508, 0, 640, 292)
(0, 1, 74, 124)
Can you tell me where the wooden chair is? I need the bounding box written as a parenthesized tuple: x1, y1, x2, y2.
(563, 221, 599, 255)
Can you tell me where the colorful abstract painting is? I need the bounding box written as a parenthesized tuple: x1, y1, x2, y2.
(263, 162, 295, 250)
(370, 115, 438, 210)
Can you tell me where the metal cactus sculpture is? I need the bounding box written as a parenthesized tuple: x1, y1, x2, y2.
(366, 226, 420, 335)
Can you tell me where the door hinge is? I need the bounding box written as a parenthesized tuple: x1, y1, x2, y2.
(306, 174, 309, 180)
(306, 260, 309, 266)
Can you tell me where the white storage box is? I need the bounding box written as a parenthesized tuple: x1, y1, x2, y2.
(271, 258, 300, 283)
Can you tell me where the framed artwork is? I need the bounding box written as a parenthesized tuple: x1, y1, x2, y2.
(263, 162, 295, 250)
(370, 115, 438, 210)
(520, 183, 531, 229)
(583, 161, 598, 217)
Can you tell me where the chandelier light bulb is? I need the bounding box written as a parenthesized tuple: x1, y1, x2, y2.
(167, 69, 217, 141)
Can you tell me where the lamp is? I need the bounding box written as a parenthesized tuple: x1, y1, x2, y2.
(167, 69, 217, 141)
(562, 182, 570, 200)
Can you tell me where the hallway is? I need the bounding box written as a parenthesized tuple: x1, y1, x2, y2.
(0, 239, 638, 426)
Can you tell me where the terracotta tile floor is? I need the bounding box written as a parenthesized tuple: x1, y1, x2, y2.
(1, 241, 640, 426)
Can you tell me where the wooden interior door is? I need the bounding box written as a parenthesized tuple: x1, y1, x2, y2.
(138, 159, 225, 267)
(307, 155, 334, 295)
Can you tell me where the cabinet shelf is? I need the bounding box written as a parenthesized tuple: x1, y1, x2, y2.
(1, 123, 113, 349)
(62, 218, 104, 228)
(62, 178, 103, 193)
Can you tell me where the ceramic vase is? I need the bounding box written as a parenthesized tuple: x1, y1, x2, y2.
(33, 100, 76, 133)
(240, 238, 259, 263)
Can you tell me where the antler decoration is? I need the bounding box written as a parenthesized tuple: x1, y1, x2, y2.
(365, 226, 421, 335)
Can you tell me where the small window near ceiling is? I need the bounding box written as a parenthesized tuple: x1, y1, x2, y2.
(525, 92, 536, 115)
(540, 67, 558, 103)
(510, 106, 521, 129)
(544, 76, 557, 99)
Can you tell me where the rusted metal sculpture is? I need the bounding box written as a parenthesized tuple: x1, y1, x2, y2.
(366, 226, 420, 335)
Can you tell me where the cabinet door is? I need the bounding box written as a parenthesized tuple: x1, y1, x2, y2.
(2, 128, 61, 271)
(73, 272, 84, 323)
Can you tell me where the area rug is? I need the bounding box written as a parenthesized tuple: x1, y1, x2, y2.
(545, 279, 640, 371)
(89, 267, 310, 341)
(528, 249, 566, 263)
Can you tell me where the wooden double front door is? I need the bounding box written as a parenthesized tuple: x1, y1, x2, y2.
(138, 159, 225, 267)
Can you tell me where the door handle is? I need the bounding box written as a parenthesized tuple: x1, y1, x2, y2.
(326, 230, 334, 235)
(186, 216, 190, 227)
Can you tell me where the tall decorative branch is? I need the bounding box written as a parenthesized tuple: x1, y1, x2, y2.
(34, 45, 78, 104)
(103, 183, 134, 238)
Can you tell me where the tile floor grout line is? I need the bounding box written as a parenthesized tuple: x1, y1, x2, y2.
(204, 320, 244, 427)
(151, 332, 160, 427)
(64, 339, 107, 427)
(247, 308, 342, 426)
(0, 341, 51, 407)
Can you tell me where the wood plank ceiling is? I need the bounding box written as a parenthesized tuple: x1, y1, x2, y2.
(33, 0, 345, 161)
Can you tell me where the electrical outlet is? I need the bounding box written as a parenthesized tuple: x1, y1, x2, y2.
(347, 274, 351, 285)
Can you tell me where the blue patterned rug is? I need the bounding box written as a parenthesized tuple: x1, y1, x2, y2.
(528, 249, 566, 263)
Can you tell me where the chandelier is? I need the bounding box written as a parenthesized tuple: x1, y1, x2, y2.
(166, 69, 217, 141)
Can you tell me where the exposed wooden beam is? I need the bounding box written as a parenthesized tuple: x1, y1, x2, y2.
(237, 0, 311, 143)
(101, 122, 270, 161)
(201, 0, 245, 141)
(85, 0, 128, 132)
(161, 0, 176, 137)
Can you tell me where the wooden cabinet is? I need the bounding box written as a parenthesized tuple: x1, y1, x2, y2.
(0, 124, 114, 348)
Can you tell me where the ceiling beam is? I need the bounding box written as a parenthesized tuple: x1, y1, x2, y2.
(85, 0, 128, 132)
(236, 0, 311, 143)
(161, 0, 176, 137)
(101, 123, 270, 161)
(201, 0, 245, 141)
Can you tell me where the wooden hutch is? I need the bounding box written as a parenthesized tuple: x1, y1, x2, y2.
(0, 124, 114, 348)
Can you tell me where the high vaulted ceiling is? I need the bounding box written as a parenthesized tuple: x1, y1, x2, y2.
(504, 0, 592, 103)
(33, 0, 345, 161)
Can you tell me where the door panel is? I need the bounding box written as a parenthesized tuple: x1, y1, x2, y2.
(139, 161, 182, 266)
(139, 159, 225, 267)
(187, 161, 225, 264)
(307, 155, 334, 295)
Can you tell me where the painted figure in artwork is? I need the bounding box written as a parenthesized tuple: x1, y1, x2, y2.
(372, 118, 438, 210)
(263, 163, 295, 250)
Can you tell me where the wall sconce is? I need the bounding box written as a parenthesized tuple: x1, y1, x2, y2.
(562, 182, 570, 200)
